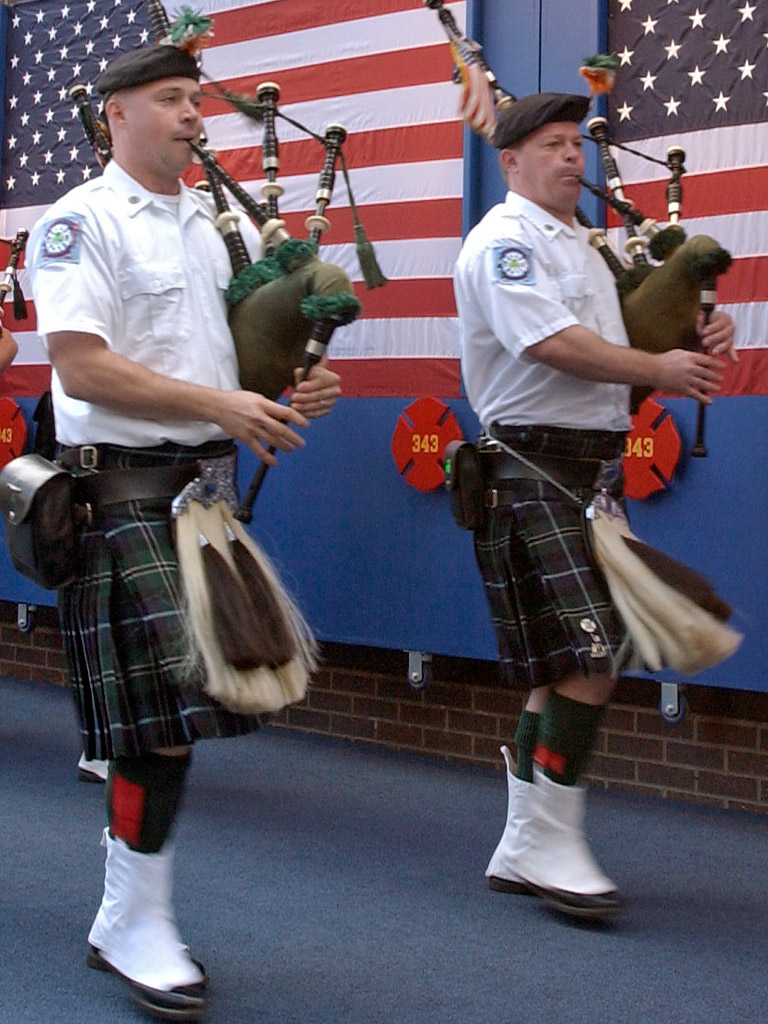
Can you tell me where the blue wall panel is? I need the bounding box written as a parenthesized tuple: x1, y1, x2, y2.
(466, 0, 606, 227)
(242, 393, 765, 690)
(462, 0, 541, 233)
(236, 396, 496, 660)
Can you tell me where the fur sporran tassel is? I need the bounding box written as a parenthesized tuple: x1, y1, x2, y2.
(228, 531, 296, 665)
(199, 538, 270, 670)
(588, 506, 742, 675)
(620, 535, 732, 622)
(175, 499, 317, 714)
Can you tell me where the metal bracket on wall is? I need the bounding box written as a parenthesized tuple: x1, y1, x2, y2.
(406, 651, 433, 691)
(659, 681, 688, 724)
(17, 603, 36, 634)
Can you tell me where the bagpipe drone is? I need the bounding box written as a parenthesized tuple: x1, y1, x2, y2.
(427, 0, 741, 676)
(1, 229, 29, 321)
(67, 0, 385, 715)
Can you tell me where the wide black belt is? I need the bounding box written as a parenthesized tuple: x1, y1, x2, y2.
(485, 451, 603, 490)
(65, 464, 198, 525)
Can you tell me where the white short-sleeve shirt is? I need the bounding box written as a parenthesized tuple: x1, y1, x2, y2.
(454, 191, 631, 432)
(28, 159, 264, 447)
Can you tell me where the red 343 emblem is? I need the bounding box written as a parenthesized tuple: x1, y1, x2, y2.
(391, 396, 463, 491)
(0, 398, 27, 471)
(623, 397, 682, 500)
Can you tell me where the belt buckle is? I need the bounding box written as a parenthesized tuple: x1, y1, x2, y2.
(79, 445, 98, 470)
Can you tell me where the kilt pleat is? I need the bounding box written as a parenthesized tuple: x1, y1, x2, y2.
(58, 443, 261, 760)
(475, 484, 626, 689)
(475, 424, 629, 691)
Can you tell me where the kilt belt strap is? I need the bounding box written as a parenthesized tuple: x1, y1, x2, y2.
(77, 464, 199, 522)
(484, 451, 601, 509)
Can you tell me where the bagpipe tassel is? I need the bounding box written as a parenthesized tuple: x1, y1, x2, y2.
(174, 499, 317, 714)
(339, 153, 387, 289)
(354, 220, 388, 290)
(13, 278, 27, 321)
(587, 505, 742, 676)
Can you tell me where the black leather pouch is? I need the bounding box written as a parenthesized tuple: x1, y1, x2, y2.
(0, 454, 82, 589)
(444, 440, 485, 530)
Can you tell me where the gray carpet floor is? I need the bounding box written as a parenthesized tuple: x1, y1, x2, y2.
(2, 675, 767, 1024)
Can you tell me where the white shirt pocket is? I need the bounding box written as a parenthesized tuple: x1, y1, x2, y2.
(118, 260, 188, 331)
(116, 261, 188, 370)
(557, 270, 593, 317)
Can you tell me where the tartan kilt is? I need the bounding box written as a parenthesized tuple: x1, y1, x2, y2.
(58, 443, 261, 760)
(475, 425, 628, 690)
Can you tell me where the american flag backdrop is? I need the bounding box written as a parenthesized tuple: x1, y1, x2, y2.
(0, 0, 465, 399)
(606, 0, 768, 395)
(2, 0, 766, 402)
(0, 0, 150, 396)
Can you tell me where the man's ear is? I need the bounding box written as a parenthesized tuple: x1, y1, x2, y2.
(105, 95, 125, 126)
(499, 147, 518, 178)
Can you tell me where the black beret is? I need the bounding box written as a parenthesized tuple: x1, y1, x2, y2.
(96, 45, 200, 97)
(493, 93, 590, 149)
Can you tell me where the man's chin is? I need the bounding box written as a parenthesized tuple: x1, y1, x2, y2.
(560, 183, 583, 207)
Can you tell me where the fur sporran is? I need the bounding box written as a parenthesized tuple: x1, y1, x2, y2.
(172, 458, 317, 714)
(585, 494, 742, 675)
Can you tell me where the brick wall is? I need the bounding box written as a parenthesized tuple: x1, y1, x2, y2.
(0, 601, 70, 687)
(2, 600, 767, 813)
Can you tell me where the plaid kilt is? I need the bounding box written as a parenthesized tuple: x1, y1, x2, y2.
(475, 425, 628, 690)
(58, 442, 261, 760)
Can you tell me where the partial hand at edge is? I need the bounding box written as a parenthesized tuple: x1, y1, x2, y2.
(290, 362, 342, 420)
(696, 309, 738, 362)
(653, 349, 724, 405)
(213, 390, 308, 466)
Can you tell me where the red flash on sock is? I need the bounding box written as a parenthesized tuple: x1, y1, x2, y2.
(110, 774, 145, 848)
(533, 744, 566, 777)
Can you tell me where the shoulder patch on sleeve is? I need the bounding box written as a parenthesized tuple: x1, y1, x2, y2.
(38, 216, 86, 264)
(492, 244, 535, 286)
